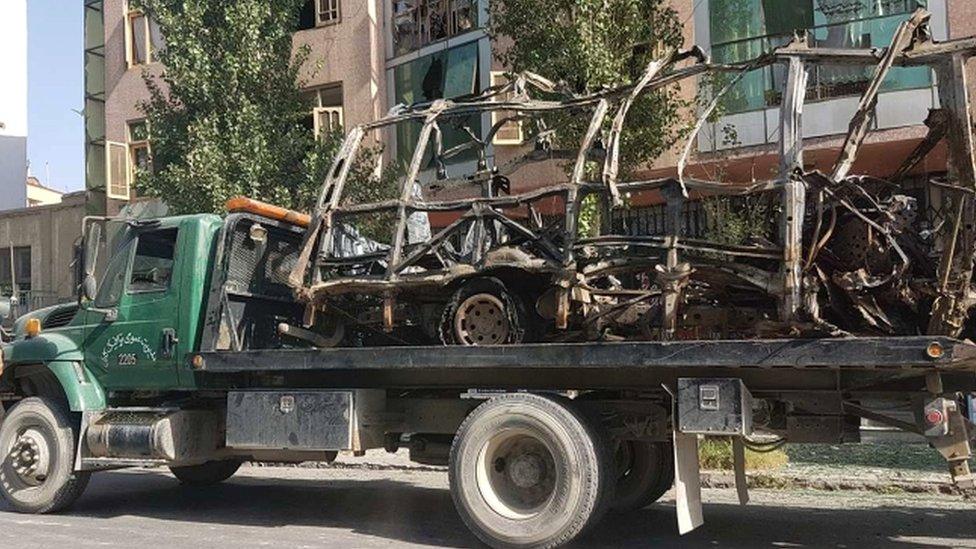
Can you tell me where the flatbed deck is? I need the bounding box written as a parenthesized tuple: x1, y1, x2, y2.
(197, 336, 976, 393)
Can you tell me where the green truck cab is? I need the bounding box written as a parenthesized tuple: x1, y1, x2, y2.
(0, 212, 237, 512)
(3, 214, 222, 399)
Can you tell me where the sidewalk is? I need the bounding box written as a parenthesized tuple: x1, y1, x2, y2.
(250, 444, 971, 497)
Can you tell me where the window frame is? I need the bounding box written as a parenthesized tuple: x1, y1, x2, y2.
(126, 228, 179, 296)
(127, 120, 152, 183)
(106, 141, 131, 200)
(124, 1, 158, 68)
(316, 0, 341, 26)
(94, 233, 137, 309)
(0, 246, 32, 294)
(391, 0, 480, 56)
(313, 106, 345, 138)
(489, 71, 524, 146)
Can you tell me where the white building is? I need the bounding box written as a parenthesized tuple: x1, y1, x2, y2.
(26, 177, 63, 207)
(0, 0, 28, 212)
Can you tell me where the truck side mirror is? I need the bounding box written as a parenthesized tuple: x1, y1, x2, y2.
(82, 222, 102, 301)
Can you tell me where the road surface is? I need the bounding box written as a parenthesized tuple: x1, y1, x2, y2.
(0, 464, 973, 548)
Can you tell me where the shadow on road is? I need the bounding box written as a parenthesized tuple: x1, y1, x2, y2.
(1, 469, 972, 548)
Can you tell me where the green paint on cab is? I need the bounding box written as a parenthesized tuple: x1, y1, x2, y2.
(2, 214, 223, 409)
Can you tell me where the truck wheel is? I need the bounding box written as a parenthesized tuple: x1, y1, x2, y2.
(440, 278, 527, 345)
(0, 397, 91, 513)
(170, 459, 243, 486)
(611, 440, 674, 513)
(449, 394, 614, 548)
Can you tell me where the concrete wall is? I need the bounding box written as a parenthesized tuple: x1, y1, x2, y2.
(0, 192, 86, 304)
(0, 0, 29, 211)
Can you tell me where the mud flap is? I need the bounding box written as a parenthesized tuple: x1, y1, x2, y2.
(732, 436, 750, 505)
(673, 431, 703, 534)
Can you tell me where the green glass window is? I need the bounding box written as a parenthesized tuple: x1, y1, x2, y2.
(709, 0, 930, 113)
(393, 42, 482, 166)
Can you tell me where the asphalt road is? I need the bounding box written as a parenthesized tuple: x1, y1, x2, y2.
(0, 464, 974, 548)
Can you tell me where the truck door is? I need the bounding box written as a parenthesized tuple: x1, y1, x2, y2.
(83, 224, 183, 390)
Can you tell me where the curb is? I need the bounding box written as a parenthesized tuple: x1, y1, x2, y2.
(246, 458, 966, 497)
(700, 470, 963, 496)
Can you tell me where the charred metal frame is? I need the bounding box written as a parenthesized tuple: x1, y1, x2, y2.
(289, 9, 976, 344)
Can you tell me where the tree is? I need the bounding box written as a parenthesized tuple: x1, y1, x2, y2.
(136, 0, 335, 214)
(489, 0, 687, 174)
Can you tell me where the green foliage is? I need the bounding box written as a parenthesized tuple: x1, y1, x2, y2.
(703, 195, 772, 246)
(699, 438, 788, 471)
(577, 194, 601, 238)
(489, 0, 687, 174)
(339, 142, 406, 243)
(136, 0, 335, 214)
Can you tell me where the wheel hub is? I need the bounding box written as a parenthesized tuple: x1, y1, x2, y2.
(8, 429, 51, 486)
(477, 431, 558, 519)
(508, 453, 544, 488)
(455, 294, 510, 345)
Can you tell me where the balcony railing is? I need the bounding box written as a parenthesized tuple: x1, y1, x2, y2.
(711, 10, 933, 114)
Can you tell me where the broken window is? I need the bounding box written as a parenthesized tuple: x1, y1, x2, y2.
(393, 42, 481, 166)
(391, 0, 480, 57)
(709, 0, 931, 113)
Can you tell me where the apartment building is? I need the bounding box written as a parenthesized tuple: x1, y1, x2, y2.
(687, 0, 971, 184)
(82, 0, 976, 217)
(83, 0, 489, 214)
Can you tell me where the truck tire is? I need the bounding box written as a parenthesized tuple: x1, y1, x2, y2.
(449, 393, 614, 548)
(0, 397, 91, 513)
(610, 440, 674, 513)
(170, 459, 243, 486)
(440, 277, 527, 345)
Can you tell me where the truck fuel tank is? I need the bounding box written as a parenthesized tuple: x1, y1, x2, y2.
(86, 409, 221, 463)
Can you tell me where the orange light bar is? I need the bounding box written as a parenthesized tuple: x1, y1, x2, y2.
(25, 318, 41, 338)
(226, 196, 311, 228)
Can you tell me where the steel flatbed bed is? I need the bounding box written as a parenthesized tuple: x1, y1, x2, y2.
(196, 336, 976, 393)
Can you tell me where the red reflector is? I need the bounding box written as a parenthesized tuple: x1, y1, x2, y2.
(925, 409, 944, 425)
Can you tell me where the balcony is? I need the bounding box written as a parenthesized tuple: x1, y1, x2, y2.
(391, 0, 480, 57)
(700, 0, 941, 153)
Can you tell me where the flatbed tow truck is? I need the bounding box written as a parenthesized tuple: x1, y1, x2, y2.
(2, 10, 976, 548)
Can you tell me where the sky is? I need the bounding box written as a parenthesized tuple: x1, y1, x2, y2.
(27, 0, 85, 193)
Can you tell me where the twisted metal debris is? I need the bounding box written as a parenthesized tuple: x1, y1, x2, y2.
(289, 9, 976, 345)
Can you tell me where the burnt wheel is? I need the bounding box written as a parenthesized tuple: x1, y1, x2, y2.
(441, 278, 527, 345)
(0, 397, 90, 513)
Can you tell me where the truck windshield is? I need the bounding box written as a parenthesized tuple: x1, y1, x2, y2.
(94, 235, 136, 308)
